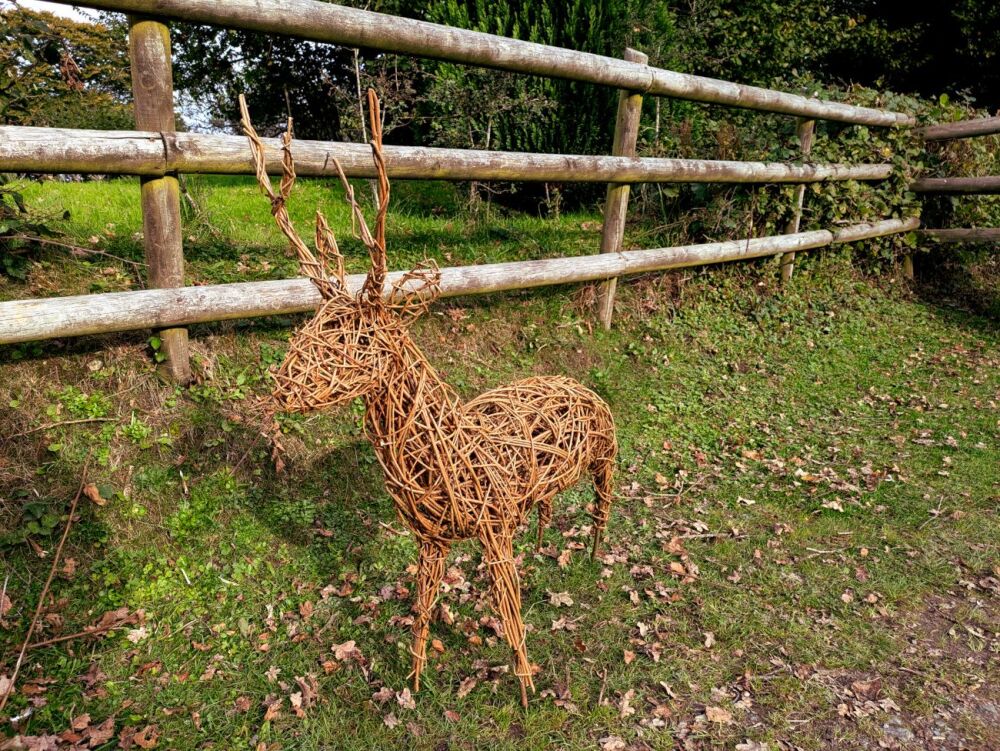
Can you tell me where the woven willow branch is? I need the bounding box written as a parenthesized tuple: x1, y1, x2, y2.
(243, 90, 618, 706)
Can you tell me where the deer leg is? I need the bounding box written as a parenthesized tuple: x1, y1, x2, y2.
(590, 457, 615, 560)
(481, 528, 534, 707)
(409, 537, 450, 693)
(536, 499, 552, 552)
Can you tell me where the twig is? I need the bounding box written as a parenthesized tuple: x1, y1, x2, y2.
(0, 573, 9, 624)
(804, 547, 845, 558)
(9, 234, 146, 270)
(0, 454, 91, 713)
(21, 622, 123, 652)
(378, 521, 410, 536)
(596, 667, 608, 707)
(9, 417, 115, 440)
(230, 431, 264, 474)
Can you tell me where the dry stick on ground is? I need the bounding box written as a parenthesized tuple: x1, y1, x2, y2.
(9, 234, 147, 270)
(0, 574, 9, 625)
(9, 417, 116, 440)
(21, 623, 125, 652)
(0, 620, 128, 657)
(0, 454, 92, 713)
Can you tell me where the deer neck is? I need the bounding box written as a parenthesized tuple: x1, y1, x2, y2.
(362, 333, 460, 450)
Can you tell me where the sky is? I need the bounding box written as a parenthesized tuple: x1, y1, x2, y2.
(13, 1, 97, 21)
(9, 0, 216, 130)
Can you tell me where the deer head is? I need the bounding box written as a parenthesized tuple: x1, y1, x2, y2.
(240, 90, 440, 413)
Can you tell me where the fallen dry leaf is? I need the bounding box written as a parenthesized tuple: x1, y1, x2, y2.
(127, 626, 149, 644)
(457, 676, 477, 698)
(295, 674, 319, 710)
(547, 591, 573, 608)
(262, 695, 282, 722)
(83, 483, 107, 506)
(705, 706, 734, 724)
(332, 640, 358, 661)
(599, 736, 626, 751)
(396, 687, 416, 710)
(851, 677, 882, 699)
(87, 717, 115, 746)
(289, 692, 304, 718)
(618, 689, 636, 719)
(70, 714, 91, 731)
(133, 724, 159, 749)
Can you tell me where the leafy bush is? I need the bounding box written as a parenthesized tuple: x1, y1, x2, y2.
(628, 78, 1000, 267)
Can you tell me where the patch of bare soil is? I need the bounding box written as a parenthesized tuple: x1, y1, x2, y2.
(812, 581, 999, 751)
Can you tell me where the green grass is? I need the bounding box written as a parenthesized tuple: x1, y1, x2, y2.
(12, 176, 607, 298)
(1, 176, 998, 750)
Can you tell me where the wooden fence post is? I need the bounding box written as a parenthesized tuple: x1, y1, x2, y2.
(596, 47, 648, 329)
(780, 118, 816, 283)
(901, 252, 914, 280)
(128, 16, 191, 382)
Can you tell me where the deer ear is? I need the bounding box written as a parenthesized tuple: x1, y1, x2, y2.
(388, 259, 441, 323)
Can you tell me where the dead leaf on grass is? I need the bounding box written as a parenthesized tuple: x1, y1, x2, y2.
(457, 676, 477, 698)
(705, 705, 734, 724)
(396, 687, 416, 710)
(332, 640, 358, 661)
(83, 483, 107, 506)
(133, 724, 159, 749)
(547, 591, 573, 608)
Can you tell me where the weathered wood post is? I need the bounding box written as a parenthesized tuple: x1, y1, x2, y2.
(128, 16, 191, 382)
(780, 118, 816, 283)
(901, 252, 914, 280)
(596, 47, 648, 329)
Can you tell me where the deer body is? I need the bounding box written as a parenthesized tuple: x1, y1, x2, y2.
(242, 91, 617, 706)
(358, 326, 617, 705)
(364, 333, 616, 542)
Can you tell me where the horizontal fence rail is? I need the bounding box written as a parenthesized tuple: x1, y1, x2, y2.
(0, 218, 919, 346)
(919, 228, 1000, 242)
(911, 176, 1000, 194)
(66, 0, 914, 127)
(0, 126, 895, 184)
(917, 116, 1000, 141)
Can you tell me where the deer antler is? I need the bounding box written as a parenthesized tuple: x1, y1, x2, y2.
(328, 88, 390, 306)
(239, 94, 346, 298)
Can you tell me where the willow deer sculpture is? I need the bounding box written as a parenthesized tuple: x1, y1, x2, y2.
(241, 91, 617, 706)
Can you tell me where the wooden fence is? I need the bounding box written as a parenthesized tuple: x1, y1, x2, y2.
(0, 0, 995, 381)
